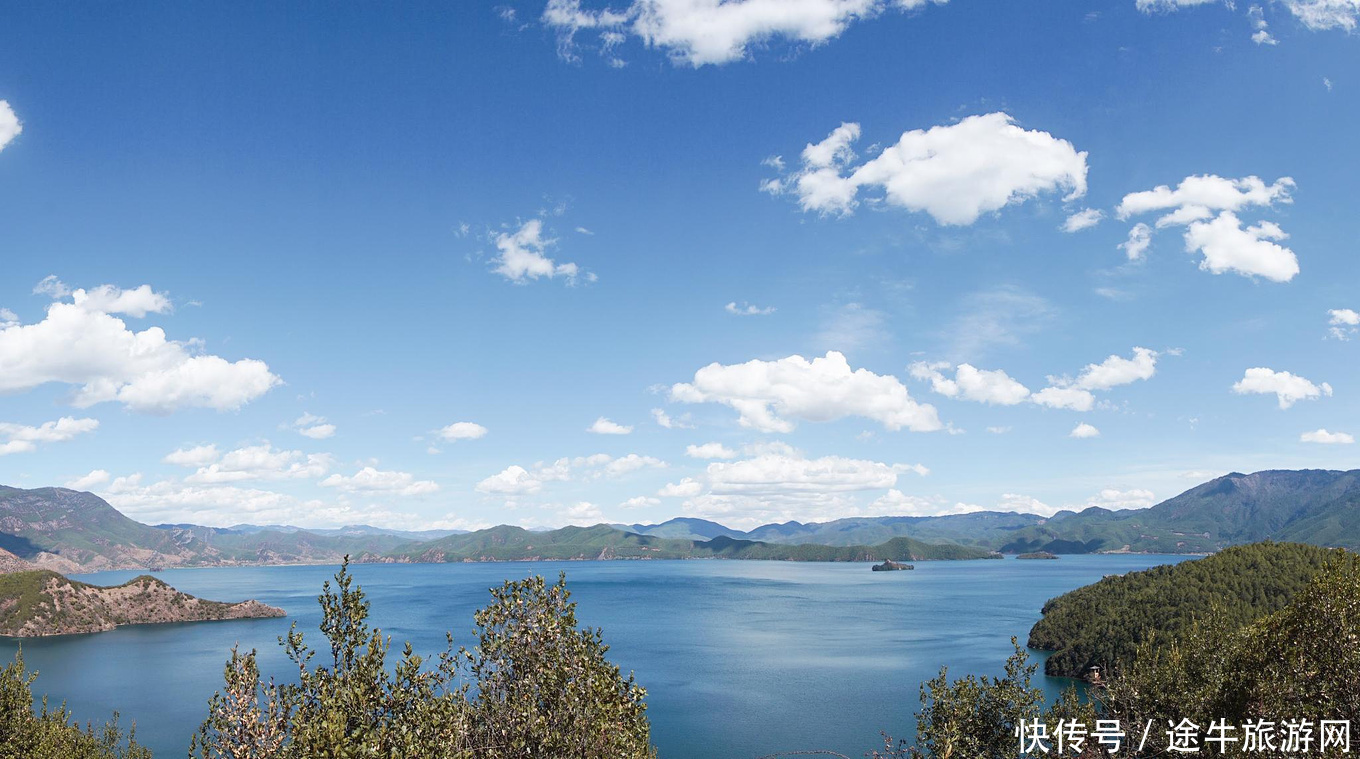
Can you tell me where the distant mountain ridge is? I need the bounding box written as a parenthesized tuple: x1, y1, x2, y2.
(4, 468, 1360, 571)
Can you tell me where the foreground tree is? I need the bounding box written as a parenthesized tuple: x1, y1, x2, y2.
(192, 559, 654, 759)
(0, 652, 151, 759)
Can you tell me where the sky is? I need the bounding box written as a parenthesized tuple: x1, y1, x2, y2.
(1, 0, 1358, 531)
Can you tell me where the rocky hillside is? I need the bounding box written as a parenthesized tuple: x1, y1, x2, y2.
(0, 547, 33, 574)
(0, 570, 284, 637)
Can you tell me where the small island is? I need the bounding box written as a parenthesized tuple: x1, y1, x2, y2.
(0, 569, 285, 637)
(1016, 551, 1059, 560)
(871, 559, 914, 571)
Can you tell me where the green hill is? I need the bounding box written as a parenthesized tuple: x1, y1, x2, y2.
(1000, 469, 1360, 554)
(1027, 541, 1344, 678)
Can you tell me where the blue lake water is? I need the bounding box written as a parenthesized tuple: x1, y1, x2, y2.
(0, 555, 1187, 758)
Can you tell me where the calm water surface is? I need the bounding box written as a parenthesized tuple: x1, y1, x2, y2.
(1, 555, 1187, 758)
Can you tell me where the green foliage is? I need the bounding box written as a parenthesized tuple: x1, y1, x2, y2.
(866, 641, 1091, 759)
(0, 652, 151, 759)
(1028, 541, 1341, 677)
(193, 558, 654, 759)
(1098, 551, 1360, 755)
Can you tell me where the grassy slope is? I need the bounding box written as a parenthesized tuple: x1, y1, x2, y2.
(1026, 542, 1343, 678)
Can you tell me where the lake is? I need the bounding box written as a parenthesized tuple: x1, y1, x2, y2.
(1, 555, 1187, 758)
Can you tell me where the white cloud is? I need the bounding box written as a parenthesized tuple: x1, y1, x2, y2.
(436, 421, 488, 441)
(587, 416, 633, 435)
(543, 0, 945, 67)
(686, 442, 738, 459)
(1116, 175, 1298, 281)
(1301, 428, 1354, 444)
(1070, 422, 1101, 438)
(869, 490, 974, 517)
(0, 416, 100, 456)
(163, 444, 221, 467)
(725, 301, 776, 316)
(320, 467, 439, 496)
(0, 101, 20, 153)
(909, 361, 1031, 405)
(671, 350, 942, 433)
(769, 112, 1088, 225)
(476, 465, 543, 495)
(293, 413, 337, 440)
(663, 448, 928, 525)
(1062, 208, 1105, 232)
(562, 501, 605, 523)
(0, 284, 280, 413)
(651, 408, 694, 429)
(1231, 367, 1332, 409)
(946, 286, 1055, 360)
(1135, 0, 1223, 11)
(1030, 386, 1096, 412)
(986, 426, 1011, 434)
(492, 219, 586, 283)
(1073, 347, 1158, 390)
(1119, 223, 1152, 261)
(1029, 348, 1158, 412)
(66, 469, 111, 490)
(1328, 308, 1360, 340)
(1284, 0, 1360, 30)
(601, 453, 666, 477)
(0, 309, 17, 329)
(620, 496, 661, 509)
(169, 443, 333, 484)
(101, 477, 466, 530)
(1181, 212, 1298, 282)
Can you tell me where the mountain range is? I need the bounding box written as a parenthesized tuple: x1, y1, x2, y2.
(3, 468, 1360, 572)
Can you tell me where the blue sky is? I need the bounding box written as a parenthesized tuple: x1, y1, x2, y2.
(1, 0, 1357, 530)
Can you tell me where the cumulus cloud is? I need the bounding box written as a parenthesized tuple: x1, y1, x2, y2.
(543, 0, 946, 67)
(476, 465, 542, 495)
(491, 219, 588, 284)
(1029, 347, 1158, 412)
(0, 101, 20, 153)
(1231, 367, 1332, 409)
(165, 443, 333, 484)
(766, 112, 1088, 225)
(1120, 223, 1152, 261)
(1116, 175, 1298, 281)
(661, 447, 928, 525)
(66, 469, 111, 490)
(1301, 428, 1354, 444)
(1062, 208, 1105, 232)
(725, 301, 776, 316)
(1327, 308, 1359, 340)
(1070, 422, 1101, 438)
(686, 442, 738, 459)
(436, 421, 488, 441)
(321, 467, 439, 496)
(293, 412, 337, 440)
(0, 417, 100, 456)
(620, 496, 661, 509)
(1285, 0, 1360, 30)
(587, 417, 633, 435)
(0, 281, 280, 413)
(909, 361, 1031, 405)
(477, 452, 667, 498)
(1030, 386, 1096, 412)
(671, 350, 942, 433)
